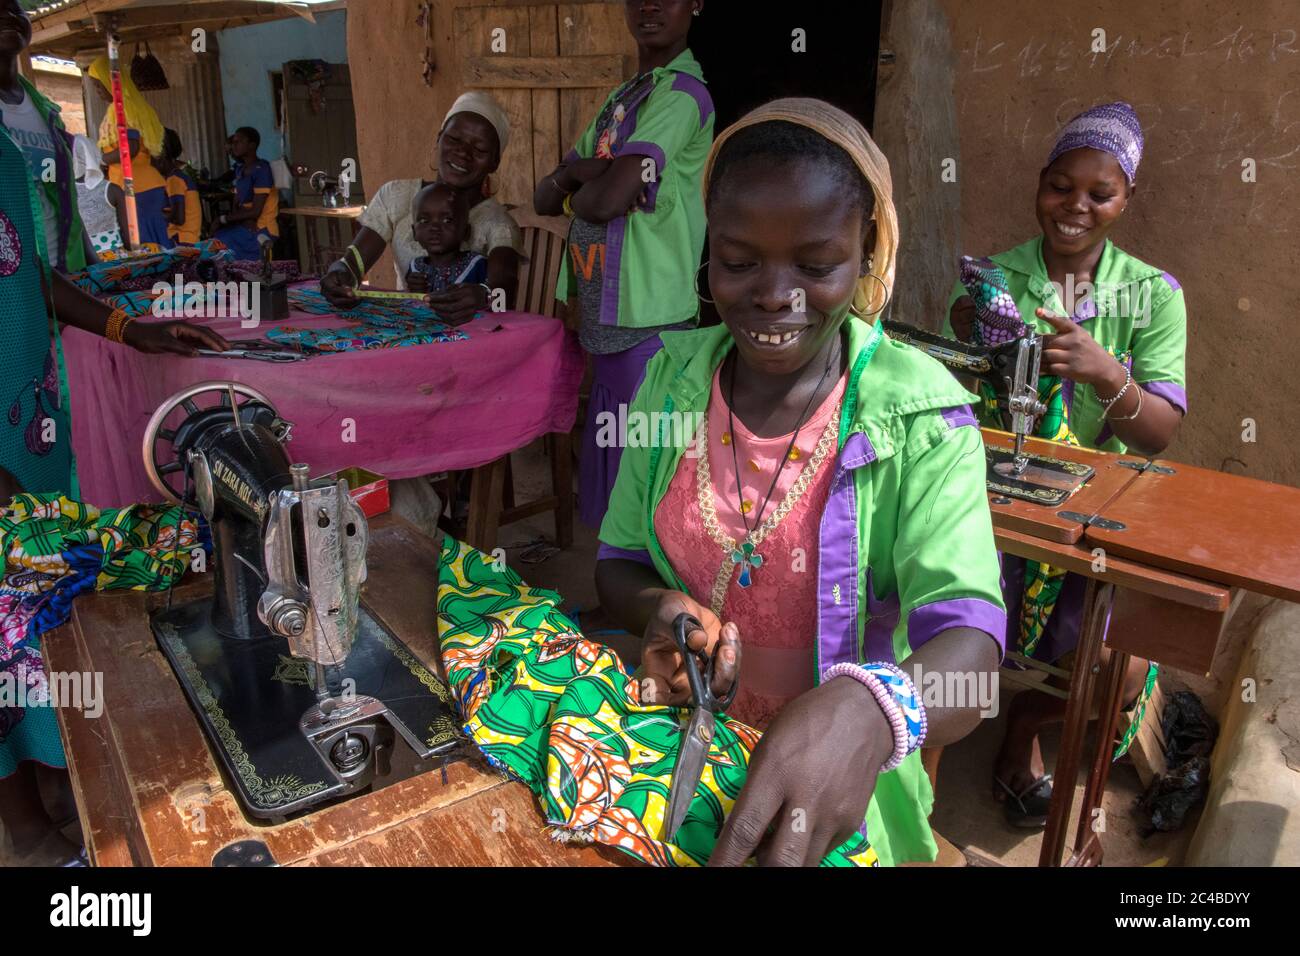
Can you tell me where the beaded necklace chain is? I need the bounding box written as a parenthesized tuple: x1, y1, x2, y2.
(693, 340, 842, 614)
(726, 341, 836, 543)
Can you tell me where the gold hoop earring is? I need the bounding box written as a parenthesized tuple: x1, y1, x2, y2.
(851, 272, 891, 319)
(695, 260, 714, 304)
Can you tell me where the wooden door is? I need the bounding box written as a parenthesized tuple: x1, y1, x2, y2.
(454, 2, 636, 225)
(283, 62, 365, 206)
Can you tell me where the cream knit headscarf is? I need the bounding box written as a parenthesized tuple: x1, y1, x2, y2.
(701, 98, 898, 317)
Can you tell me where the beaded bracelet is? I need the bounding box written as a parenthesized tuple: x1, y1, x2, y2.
(1106, 380, 1145, 422)
(1097, 364, 1133, 412)
(823, 661, 927, 772)
(343, 244, 366, 284)
(863, 661, 928, 754)
(103, 308, 132, 344)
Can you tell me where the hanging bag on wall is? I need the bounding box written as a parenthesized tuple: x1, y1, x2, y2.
(131, 42, 169, 92)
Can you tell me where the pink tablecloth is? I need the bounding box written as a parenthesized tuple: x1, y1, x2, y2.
(63, 304, 583, 507)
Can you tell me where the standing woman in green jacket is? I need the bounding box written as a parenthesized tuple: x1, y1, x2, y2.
(595, 98, 1005, 866)
(535, 0, 714, 529)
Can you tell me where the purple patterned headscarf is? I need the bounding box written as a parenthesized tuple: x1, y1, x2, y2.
(1046, 102, 1144, 185)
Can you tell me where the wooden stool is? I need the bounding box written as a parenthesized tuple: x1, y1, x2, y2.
(460, 431, 574, 553)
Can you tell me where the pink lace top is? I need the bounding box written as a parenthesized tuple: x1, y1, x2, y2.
(654, 366, 845, 729)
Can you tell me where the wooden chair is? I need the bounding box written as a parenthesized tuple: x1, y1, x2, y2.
(454, 224, 575, 552)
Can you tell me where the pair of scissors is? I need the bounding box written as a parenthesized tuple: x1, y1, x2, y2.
(663, 612, 737, 843)
(197, 340, 306, 363)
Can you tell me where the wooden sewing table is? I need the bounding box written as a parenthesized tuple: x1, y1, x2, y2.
(43, 513, 625, 867)
(983, 429, 1300, 866)
(285, 203, 365, 277)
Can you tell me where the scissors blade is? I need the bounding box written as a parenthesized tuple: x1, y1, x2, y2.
(664, 707, 715, 843)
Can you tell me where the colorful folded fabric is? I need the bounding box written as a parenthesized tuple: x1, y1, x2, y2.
(266, 322, 466, 353)
(287, 287, 445, 325)
(270, 288, 468, 353)
(436, 535, 879, 867)
(958, 255, 1025, 345)
(70, 239, 231, 297)
(0, 493, 205, 664)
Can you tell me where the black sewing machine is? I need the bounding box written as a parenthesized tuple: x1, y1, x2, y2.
(883, 320, 1094, 506)
(141, 382, 458, 820)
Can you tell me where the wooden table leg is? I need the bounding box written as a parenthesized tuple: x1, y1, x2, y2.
(551, 431, 574, 549)
(1038, 579, 1115, 866)
(466, 456, 507, 552)
(327, 217, 342, 272)
(1069, 640, 1131, 866)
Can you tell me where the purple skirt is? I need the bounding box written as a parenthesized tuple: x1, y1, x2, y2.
(578, 335, 665, 528)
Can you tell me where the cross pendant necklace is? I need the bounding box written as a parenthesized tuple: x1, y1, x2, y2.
(724, 343, 836, 590)
(729, 541, 763, 588)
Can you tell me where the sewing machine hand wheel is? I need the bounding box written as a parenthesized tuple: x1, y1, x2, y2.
(141, 380, 280, 504)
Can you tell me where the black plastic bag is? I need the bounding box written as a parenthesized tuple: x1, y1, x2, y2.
(1134, 691, 1219, 834)
(1161, 690, 1219, 763)
(1137, 756, 1211, 833)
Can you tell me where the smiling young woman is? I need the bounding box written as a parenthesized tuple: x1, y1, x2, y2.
(319, 93, 522, 325)
(944, 102, 1189, 828)
(594, 98, 1005, 867)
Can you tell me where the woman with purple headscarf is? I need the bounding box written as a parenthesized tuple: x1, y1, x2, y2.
(942, 102, 1189, 828)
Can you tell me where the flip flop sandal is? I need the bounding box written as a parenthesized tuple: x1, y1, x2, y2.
(60, 846, 89, 867)
(519, 541, 560, 564)
(996, 774, 1054, 828)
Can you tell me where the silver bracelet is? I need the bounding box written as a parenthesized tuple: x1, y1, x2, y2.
(1106, 382, 1145, 421)
(1097, 365, 1132, 411)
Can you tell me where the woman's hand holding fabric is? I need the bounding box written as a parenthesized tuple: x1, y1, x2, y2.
(639, 590, 740, 707)
(320, 262, 361, 310)
(709, 676, 894, 867)
(426, 283, 486, 326)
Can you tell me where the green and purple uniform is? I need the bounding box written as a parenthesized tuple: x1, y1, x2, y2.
(945, 236, 1187, 666)
(557, 47, 714, 346)
(597, 317, 1006, 865)
(945, 236, 1187, 453)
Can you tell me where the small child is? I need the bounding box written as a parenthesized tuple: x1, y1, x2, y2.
(404, 182, 487, 292)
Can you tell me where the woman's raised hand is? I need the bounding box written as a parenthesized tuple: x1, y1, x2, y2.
(320, 261, 361, 310)
(1037, 307, 1124, 390)
(709, 675, 894, 867)
(639, 591, 740, 707)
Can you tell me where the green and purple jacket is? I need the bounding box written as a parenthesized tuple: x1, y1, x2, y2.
(556, 49, 713, 330)
(597, 317, 1006, 864)
(945, 236, 1187, 453)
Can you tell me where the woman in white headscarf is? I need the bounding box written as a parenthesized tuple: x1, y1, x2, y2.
(320, 92, 522, 324)
(71, 133, 121, 255)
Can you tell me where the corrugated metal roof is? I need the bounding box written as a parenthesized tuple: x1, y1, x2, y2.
(22, 0, 342, 18)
